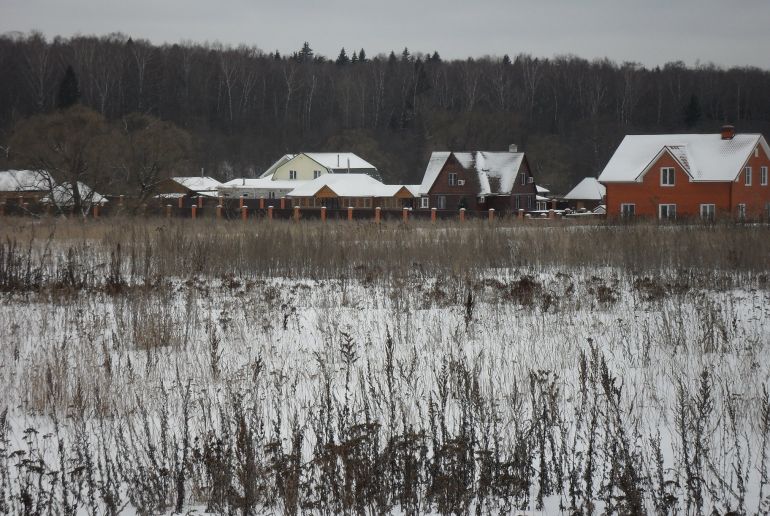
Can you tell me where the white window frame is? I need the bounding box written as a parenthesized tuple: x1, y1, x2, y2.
(313, 170, 321, 179)
(420, 197, 429, 209)
(437, 195, 446, 209)
(521, 173, 526, 186)
(745, 167, 752, 186)
(761, 166, 768, 186)
(448, 173, 457, 186)
(658, 203, 676, 220)
(700, 204, 715, 221)
(289, 170, 297, 180)
(660, 167, 675, 187)
(620, 203, 635, 217)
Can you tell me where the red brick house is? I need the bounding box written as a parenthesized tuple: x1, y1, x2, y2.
(417, 147, 536, 213)
(599, 127, 770, 220)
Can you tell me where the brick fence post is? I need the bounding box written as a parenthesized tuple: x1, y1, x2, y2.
(241, 205, 248, 221)
(280, 197, 286, 210)
(518, 209, 524, 220)
(347, 206, 354, 221)
(216, 205, 222, 219)
(402, 207, 409, 224)
(548, 209, 554, 219)
(166, 204, 172, 218)
(488, 208, 494, 222)
(191, 205, 197, 219)
(197, 196, 203, 208)
(268, 206, 273, 221)
(93, 204, 100, 218)
(374, 206, 381, 224)
(294, 205, 300, 222)
(259, 197, 265, 210)
(431, 207, 437, 223)
(178, 196, 184, 209)
(239, 195, 244, 209)
(459, 208, 466, 222)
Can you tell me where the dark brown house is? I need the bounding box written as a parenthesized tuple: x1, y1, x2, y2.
(416, 147, 537, 213)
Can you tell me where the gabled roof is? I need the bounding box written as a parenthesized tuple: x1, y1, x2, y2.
(172, 177, 222, 191)
(419, 151, 525, 195)
(599, 133, 769, 183)
(42, 182, 107, 206)
(536, 185, 550, 195)
(564, 177, 606, 201)
(288, 174, 402, 198)
(304, 152, 377, 171)
(0, 170, 54, 192)
(258, 154, 296, 179)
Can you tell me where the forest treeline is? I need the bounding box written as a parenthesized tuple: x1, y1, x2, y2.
(1, 31, 770, 192)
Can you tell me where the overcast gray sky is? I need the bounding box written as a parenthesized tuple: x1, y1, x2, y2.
(2, 0, 768, 68)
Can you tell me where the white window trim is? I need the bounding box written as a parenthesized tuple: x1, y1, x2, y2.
(745, 167, 752, 186)
(620, 203, 635, 216)
(660, 167, 675, 187)
(659, 203, 676, 220)
(761, 166, 768, 186)
(313, 170, 321, 179)
(520, 173, 526, 186)
(420, 197, 429, 209)
(448, 173, 457, 186)
(700, 203, 715, 220)
(289, 170, 297, 180)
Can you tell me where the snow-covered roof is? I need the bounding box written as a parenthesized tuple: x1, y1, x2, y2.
(536, 185, 550, 195)
(405, 185, 421, 197)
(0, 170, 54, 192)
(171, 177, 222, 191)
(258, 154, 296, 179)
(418, 151, 525, 195)
(220, 178, 305, 190)
(288, 174, 402, 198)
(41, 182, 107, 206)
(563, 177, 606, 201)
(304, 153, 377, 172)
(598, 133, 769, 183)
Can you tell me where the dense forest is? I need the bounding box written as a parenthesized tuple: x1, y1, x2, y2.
(1, 31, 770, 192)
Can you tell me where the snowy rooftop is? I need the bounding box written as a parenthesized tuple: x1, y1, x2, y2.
(42, 182, 107, 206)
(172, 176, 222, 191)
(288, 174, 410, 198)
(0, 170, 54, 192)
(598, 133, 769, 182)
(258, 154, 296, 179)
(304, 152, 377, 171)
(220, 177, 306, 190)
(419, 151, 525, 195)
(563, 177, 606, 201)
(536, 185, 550, 195)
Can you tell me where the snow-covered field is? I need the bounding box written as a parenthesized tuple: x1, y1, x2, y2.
(0, 220, 769, 514)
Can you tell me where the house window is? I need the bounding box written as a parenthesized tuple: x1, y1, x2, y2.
(515, 196, 520, 209)
(521, 173, 526, 186)
(700, 204, 715, 221)
(448, 173, 457, 186)
(761, 166, 768, 186)
(737, 203, 746, 220)
(289, 170, 297, 180)
(313, 170, 322, 179)
(660, 167, 675, 186)
(620, 203, 635, 217)
(745, 167, 752, 186)
(420, 197, 429, 209)
(766, 203, 770, 219)
(659, 204, 676, 220)
(268, 191, 276, 199)
(437, 195, 446, 209)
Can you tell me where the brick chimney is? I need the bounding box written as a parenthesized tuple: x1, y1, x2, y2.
(721, 125, 735, 140)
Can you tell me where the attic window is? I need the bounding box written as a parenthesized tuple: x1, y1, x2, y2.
(289, 170, 297, 180)
(660, 167, 675, 187)
(745, 167, 752, 186)
(448, 173, 457, 186)
(520, 173, 526, 186)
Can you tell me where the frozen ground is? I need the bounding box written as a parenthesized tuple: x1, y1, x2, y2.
(1, 258, 769, 514)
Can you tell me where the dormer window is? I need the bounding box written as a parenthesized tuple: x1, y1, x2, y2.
(289, 170, 297, 180)
(660, 167, 675, 186)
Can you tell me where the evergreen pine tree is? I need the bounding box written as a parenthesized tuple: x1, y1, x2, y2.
(502, 54, 511, 66)
(57, 65, 80, 109)
(298, 42, 313, 62)
(430, 51, 441, 63)
(336, 48, 349, 65)
(351, 52, 358, 64)
(683, 94, 702, 128)
(358, 48, 366, 62)
(274, 50, 282, 60)
(401, 47, 411, 62)
(388, 51, 397, 64)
